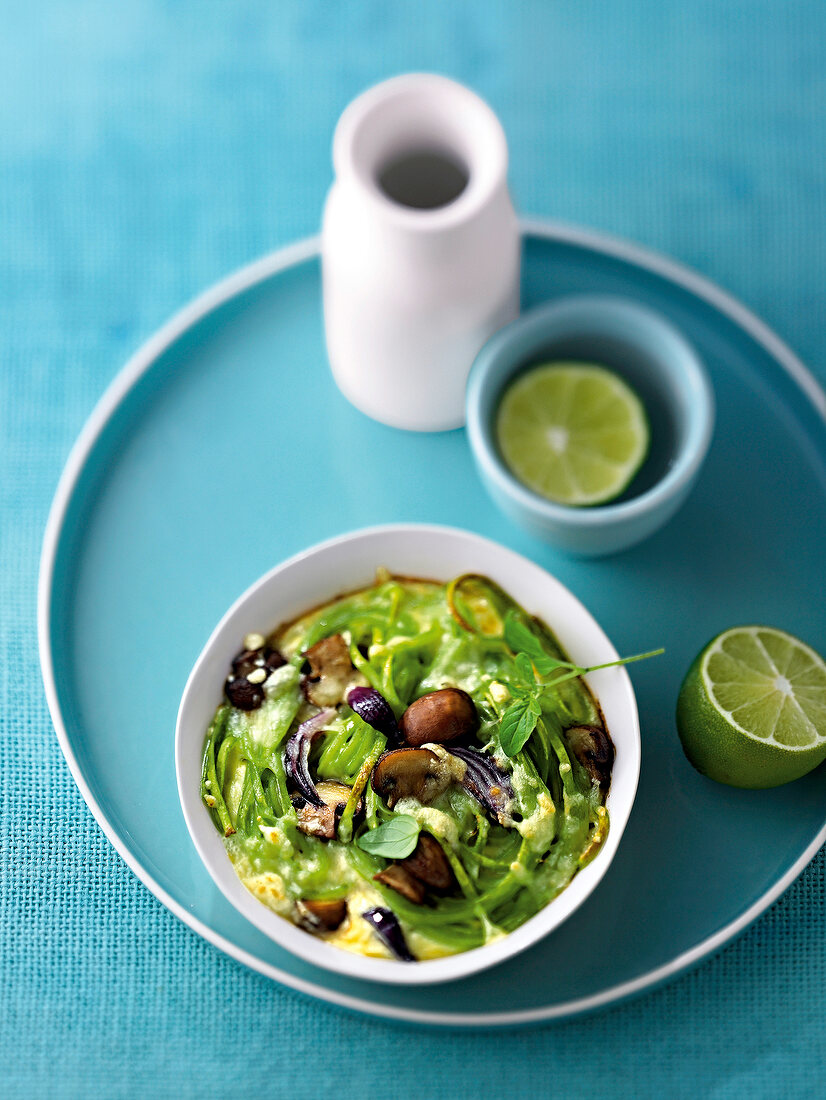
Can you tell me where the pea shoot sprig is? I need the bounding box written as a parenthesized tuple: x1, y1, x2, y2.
(498, 613, 663, 757)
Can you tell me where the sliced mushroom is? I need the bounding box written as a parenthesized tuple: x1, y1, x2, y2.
(373, 864, 426, 904)
(295, 780, 355, 839)
(295, 897, 347, 933)
(295, 803, 337, 839)
(400, 688, 478, 747)
(315, 780, 352, 809)
(401, 833, 455, 892)
(563, 724, 615, 790)
(371, 748, 451, 809)
(302, 634, 353, 707)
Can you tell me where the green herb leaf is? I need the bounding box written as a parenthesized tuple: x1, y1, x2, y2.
(499, 696, 540, 757)
(356, 815, 420, 859)
(505, 613, 577, 677)
(532, 652, 576, 676)
(514, 651, 536, 685)
(506, 611, 665, 682)
(504, 613, 546, 658)
(502, 609, 664, 752)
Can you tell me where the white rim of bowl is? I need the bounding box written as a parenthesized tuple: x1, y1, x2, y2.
(38, 221, 826, 1027)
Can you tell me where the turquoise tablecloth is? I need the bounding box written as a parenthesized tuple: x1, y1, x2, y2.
(3, 2, 825, 1095)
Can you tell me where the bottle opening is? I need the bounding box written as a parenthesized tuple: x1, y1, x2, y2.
(377, 149, 469, 211)
(334, 75, 508, 225)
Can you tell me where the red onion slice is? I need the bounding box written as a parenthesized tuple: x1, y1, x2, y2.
(347, 686, 398, 739)
(448, 746, 513, 821)
(283, 708, 336, 807)
(362, 907, 415, 961)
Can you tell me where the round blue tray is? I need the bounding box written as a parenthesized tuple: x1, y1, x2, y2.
(39, 222, 826, 1026)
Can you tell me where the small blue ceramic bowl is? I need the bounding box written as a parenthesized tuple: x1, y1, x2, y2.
(466, 295, 714, 556)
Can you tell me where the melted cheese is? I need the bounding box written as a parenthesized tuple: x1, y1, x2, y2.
(323, 884, 390, 957)
(422, 742, 467, 786)
(516, 790, 557, 852)
(392, 797, 460, 847)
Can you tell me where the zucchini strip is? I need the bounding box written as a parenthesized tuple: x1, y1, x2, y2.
(201, 707, 233, 836)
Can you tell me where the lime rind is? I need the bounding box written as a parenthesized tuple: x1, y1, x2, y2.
(701, 626, 826, 751)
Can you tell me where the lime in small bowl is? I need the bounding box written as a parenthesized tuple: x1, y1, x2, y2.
(465, 295, 714, 556)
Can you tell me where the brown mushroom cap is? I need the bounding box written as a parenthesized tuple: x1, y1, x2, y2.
(371, 748, 451, 809)
(401, 833, 455, 892)
(399, 688, 478, 748)
(563, 724, 615, 790)
(296, 897, 347, 932)
(373, 864, 426, 904)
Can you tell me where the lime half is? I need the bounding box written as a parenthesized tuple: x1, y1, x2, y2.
(677, 626, 826, 788)
(496, 362, 649, 507)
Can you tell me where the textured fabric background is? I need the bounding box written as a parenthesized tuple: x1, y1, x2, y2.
(2, 2, 825, 1096)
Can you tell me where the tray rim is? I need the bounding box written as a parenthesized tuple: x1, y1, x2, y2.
(37, 219, 826, 1027)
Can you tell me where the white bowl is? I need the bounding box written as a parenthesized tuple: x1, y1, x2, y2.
(175, 524, 640, 985)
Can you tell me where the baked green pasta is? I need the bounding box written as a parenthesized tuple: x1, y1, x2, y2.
(200, 571, 616, 961)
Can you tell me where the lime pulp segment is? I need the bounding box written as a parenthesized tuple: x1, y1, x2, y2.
(495, 362, 650, 506)
(702, 627, 826, 749)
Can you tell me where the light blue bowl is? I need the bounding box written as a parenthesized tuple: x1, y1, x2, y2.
(465, 294, 715, 556)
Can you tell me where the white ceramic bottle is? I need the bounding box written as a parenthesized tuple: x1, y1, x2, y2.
(322, 74, 520, 431)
